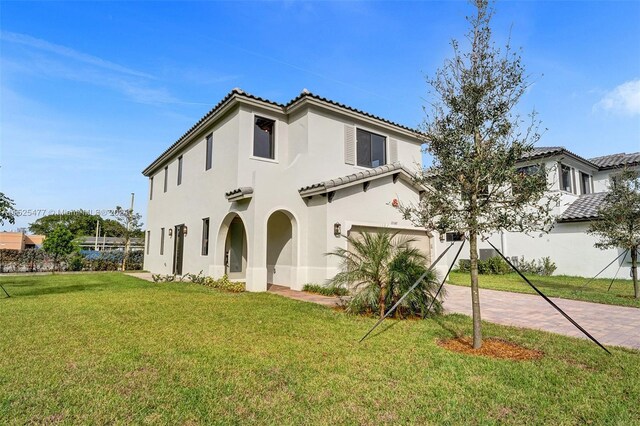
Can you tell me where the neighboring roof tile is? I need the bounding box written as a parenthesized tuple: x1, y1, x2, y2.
(558, 192, 607, 222)
(225, 187, 254, 201)
(588, 152, 640, 170)
(299, 162, 417, 196)
(519, 146, 597, 168)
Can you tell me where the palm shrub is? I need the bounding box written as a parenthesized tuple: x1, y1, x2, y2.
(328, 231, 442, 319)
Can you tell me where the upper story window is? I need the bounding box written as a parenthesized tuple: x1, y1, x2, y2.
(254, 116, 275, 159)
(177, 156, 183, 186)
(149, 177, 154, 200)
(357, 129, 386, 168)
(560, 164, 572, 192)
(580, 172, 591, 194)
(205, 134, 213, 170)
(163, 166, 168, 193)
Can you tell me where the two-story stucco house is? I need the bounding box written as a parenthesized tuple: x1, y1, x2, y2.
(444, 147, 640, 279)
(142, 89, 433, 291)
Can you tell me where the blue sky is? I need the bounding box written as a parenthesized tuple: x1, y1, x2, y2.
(1, 1, 639, 231)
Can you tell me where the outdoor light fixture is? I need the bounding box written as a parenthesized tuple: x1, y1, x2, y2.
(168, 228, 173, 237)
(439, 234, 445, 242)
(333, 222, 341, 237)
(183, 226, 188, 236)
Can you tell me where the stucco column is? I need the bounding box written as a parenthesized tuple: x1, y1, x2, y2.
(245, 219, 268, 292)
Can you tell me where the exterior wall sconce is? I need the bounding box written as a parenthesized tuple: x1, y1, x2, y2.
(439, 233, 445, 242)
(168, 228, 173, 237)
(183, 226, 188, 236)
(333, 222, 342, 237)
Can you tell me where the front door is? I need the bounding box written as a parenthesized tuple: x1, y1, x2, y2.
(173, 224, 185, 275)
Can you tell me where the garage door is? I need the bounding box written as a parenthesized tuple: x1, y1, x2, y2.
(347, 226, 432, 264)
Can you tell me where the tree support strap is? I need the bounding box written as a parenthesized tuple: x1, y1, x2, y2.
(579, 249, 629, 291)
(486, 240, 611, 355)
(359, 241, 458, 343)
(0, 284, 10, 298)
(607, 250, 629, 292)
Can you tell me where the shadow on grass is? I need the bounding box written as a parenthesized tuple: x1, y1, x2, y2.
(6, 283, 112, 297)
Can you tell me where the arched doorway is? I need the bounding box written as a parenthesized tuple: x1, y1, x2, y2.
(215, 213, 248, 280)
(266, 210, 297, 287)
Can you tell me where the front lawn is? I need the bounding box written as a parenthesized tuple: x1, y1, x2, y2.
(1, 273, 639, 424)
(448, 271, 640, 308)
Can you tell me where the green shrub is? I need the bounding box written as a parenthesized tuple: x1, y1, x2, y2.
(302, 283, 349, 296)
(457, 259, 471, 273)
(67, 253, 85, 271)
(519, 256, 557, 276)
(185, 271, 245, 292)
(478, 256, 511, 275)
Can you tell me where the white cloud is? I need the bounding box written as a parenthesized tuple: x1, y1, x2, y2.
(593, 79, 640, 116)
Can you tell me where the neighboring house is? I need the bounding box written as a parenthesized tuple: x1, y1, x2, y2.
(0, 231, 45, 251)
(142, 88, 430, 291)
(441, 148, 640, 279)
(77, 236, 145, 252)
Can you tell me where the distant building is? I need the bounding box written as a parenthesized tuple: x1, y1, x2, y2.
(0, 232, 45, 251)
(77, 236, 145, 252)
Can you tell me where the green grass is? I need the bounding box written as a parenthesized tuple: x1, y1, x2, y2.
(1, 273, 639, 425)
(448, 271, 640, 308)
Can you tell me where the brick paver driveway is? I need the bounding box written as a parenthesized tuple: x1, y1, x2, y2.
(443, 284, 640, 350)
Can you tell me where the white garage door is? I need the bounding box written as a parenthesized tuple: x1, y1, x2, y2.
(347, 226, 432, 264)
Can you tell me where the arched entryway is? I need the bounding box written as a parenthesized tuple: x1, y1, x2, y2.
(215, 213, 248, 280)
(266, 210, 298, 287)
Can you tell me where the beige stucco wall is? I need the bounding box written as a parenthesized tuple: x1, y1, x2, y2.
(143, 98, 424, 292)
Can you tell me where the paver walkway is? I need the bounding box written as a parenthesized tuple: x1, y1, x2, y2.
(443, 284, 640, 350)
(265, 283, 639, 350)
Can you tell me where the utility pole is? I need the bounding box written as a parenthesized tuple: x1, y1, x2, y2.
(94, 219, 100, 251)
(122, 193, 134, 271)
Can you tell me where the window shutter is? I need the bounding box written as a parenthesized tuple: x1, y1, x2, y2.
(344, 125, 355, 165)
(389, 139, 398, 163)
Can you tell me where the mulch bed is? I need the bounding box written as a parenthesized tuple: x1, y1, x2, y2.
(438, 337, 544, 361)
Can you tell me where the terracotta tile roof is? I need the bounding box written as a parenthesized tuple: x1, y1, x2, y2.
(558, 192, 606, 222)
(519, 146, 597, 168)
(298, 162, 417, 196)
(588, 152, 640, 170)
(142, 88, 419, 176)
(225, 186, 253, 201)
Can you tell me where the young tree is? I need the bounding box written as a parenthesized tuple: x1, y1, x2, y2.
(112, 205, 143, 271)
(0, 192, 17, 225)
(42, 225, 77, 271)
(588, 169, 640, 298)
(398, 0, 555, 348)
(328, 231, 442, 318)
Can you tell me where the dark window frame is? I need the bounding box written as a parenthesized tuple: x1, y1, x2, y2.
(205, 134, 213, 170)
(253, 116, 275, 160)
(177, 156, 183, 186)
(356, 128, 387, 168)
(163, 166, 168, 193)
(149, 177, 154, 200)
(445, 232, 464, 242)
(580, 171, 591, 195)
(146, 231, 151, 255)
(160, 227, 165, 255)
(201, 218, 210, 256)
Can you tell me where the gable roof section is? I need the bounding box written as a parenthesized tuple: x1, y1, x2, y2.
(298, 162, 421, 198)
(142, 88, 420, 176)
(557, 192, 606, 222)
(518, 146, 598, 169)
(589, 152, 640, 170)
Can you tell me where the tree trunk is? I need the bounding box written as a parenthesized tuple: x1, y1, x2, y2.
(121, 237, 129, 272)
(469, 231, 482, 348)
(379, 282, 387, 319)
(632, 246, 638, 299)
